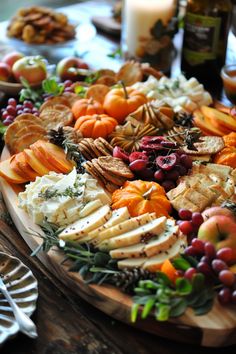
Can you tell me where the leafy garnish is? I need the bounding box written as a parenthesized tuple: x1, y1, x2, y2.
(42, 77, 64, 96)
(74, 85, 86, 97)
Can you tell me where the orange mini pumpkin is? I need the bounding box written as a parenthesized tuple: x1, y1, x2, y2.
(72, 98, 104, 120)
(112, 180, 171, 217)
(103, 85, 147, 124)
(74, 113, 118, 139)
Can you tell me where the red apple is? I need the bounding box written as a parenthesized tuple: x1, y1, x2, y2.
(202, 206, 235, 221)
(56, 57, 89, 81)
(2, 51, 24, 69)
(12, 56, 47, 85)
(0, 62, 12, 82)
(198, 215, 236, 260)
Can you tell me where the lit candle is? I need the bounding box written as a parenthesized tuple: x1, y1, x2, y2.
(122, 0, 177, 70)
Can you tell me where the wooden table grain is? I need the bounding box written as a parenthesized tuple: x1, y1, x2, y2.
(0, 1, 236, 353)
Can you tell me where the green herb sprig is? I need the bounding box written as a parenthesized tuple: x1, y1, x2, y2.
(131, 272, 214, 322)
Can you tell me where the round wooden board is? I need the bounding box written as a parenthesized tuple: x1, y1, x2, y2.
(1, 145, 236, 348)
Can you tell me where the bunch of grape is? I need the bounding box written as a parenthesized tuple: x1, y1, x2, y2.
(1, 98, 39, 126)
(184, 239, 236, 305)
(177, 208, 204, 239)
(113, 136, 193, 192)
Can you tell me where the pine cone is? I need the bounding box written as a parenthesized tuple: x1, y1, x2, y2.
(111, 268, 156, 294)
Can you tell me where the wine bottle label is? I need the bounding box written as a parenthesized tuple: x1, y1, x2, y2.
(183, 12, 221, 65)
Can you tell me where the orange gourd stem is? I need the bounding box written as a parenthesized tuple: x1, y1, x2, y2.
(119, 80, 129, 99)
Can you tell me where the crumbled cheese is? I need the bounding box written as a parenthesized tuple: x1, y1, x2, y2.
(132, 74, 212, 112)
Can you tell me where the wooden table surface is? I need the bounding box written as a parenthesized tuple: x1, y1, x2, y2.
(0, 1, 236, 353)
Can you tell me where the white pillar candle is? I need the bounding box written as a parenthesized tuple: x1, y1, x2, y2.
(123, 0, 176, 57)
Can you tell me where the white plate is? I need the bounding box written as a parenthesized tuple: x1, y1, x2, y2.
(0, 252, 38, 344)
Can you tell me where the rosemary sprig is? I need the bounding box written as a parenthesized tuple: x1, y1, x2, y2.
(38, 186, 83, 200)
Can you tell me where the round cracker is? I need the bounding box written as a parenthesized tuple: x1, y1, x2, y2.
(40, 104, 73, 129)
(182, 136, 225, 155)
(97, 156, 134, 179)
(85, 84, 110, 104)
(39, 96, 71, 112)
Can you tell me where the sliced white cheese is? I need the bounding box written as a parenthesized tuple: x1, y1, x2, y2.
(143, 237, 187, 272)
(110, 220, 177, 259)
(99, 217, 166, 251)
(79, 207, 130, 244)
(59, 205, 112, 241)
(95, 212, 156, 246)
(144, 224, 178, 257)
(78, 200, 103, 218)
(118, 257, 147, 270)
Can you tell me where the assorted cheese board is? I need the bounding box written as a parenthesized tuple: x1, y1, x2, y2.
(0, 55, 236, 347)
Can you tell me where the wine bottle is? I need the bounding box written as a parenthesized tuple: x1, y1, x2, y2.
(181, 0, 232, 94)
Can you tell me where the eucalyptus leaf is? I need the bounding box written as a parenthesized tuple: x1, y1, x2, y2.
(155, 303, 170, 321)
(192, 273, 205, 292)
(182, 254, 198, 268)
(170, 298, 187, 318)
(176, 278, 192, 295)
(141, 297, 156, 319)
(193, 298, 214, 316)
(94, 252, 111, 267)
(156, 272, 172, 286)
(156, 288, 171, 304)
(131, 303, 139, 323)
(172, 257, 191, 271)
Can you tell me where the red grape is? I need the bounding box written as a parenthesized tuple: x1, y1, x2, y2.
(180, 154, 193, 169)
(179, 209, 192, 220)
(184, 267, 197, 280)
(197, 261, 214, 277)
(129, 159, 147, 172)
(218, 287, 232, 304)
(161, 180, 175, 192)
(2, 111, 8, 119)
(191, 238, 205, 253)
(179, 220, 193, 235)
(3, 117, 14, 125)
(191, 212, 204, 227)
(6, 105, 16, 116)
(211, 259, 228, 274)
(177, 165, 187, 176)
(8, 98, 17, 106)
(216, 248, 234, 264)
(165, 168, 179, 181)
(64, 80, 73, 88)
(204, 242, 216, 260)
(200, 255, 211, 264)
(23, 108, 32, 113)
(184, 245, 200, 256)
(23, 100, 34, 109)
(17, 110, 23, 115)
(154, 169, 165, 182)
(218, 270, 235, 287)
(64, 87, 73, 93)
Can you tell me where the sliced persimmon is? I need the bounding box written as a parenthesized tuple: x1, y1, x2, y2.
(0, 158, 28, 184)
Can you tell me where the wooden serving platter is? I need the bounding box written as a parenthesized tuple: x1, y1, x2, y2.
(1, 145, 236, 348)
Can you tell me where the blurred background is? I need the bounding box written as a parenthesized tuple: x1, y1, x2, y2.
(0, 0, 84, 21)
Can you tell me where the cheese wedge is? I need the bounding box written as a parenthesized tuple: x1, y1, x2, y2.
(95, 212, 156, 246)
(110, 220, 178, 259)
(99, 217, 166, 251)
(143, 237, 187, 272)
(59, 205, 112, 241)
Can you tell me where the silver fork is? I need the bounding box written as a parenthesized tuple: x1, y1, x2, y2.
(0, 276, 38, 338)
